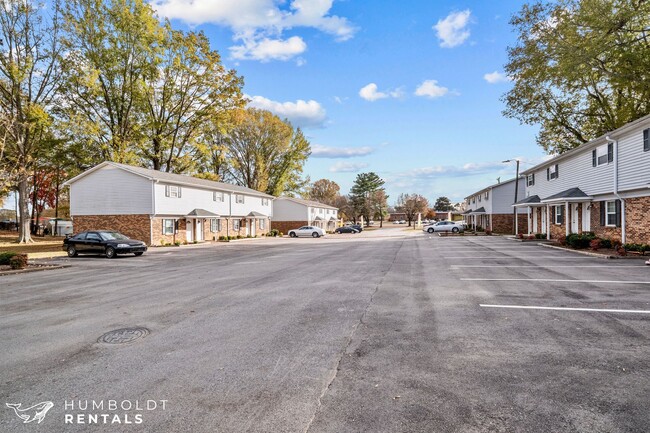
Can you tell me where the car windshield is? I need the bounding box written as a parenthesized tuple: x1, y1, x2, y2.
(99, 231, 129, 241)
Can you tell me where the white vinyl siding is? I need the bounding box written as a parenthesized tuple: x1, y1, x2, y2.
(69, 165, 153, 215)
(618, 126, 650, 192)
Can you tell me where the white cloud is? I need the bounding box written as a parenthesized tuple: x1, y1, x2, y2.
(248, 95, 326, 128)
(230, 36, 307, 61)
(329, 161, 369, 173)
(152, 0, 356, 62)
(483, 71, 511, 84)
(414, 80, 449, 98)
(433, 10, 472, 48)
(359, 83, 402, 102)
(312, 145, 374, 158)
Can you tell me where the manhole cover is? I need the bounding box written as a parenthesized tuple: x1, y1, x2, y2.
(98, 327, 150, 344)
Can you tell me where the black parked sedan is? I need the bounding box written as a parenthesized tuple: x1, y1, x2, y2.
(334, 226, 359, 234)
(63, 231, 147, 258)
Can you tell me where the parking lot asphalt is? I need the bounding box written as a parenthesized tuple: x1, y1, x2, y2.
(1, 228, 649, 432)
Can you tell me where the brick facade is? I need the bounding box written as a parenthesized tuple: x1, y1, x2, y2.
(152, 216, 270, 245)
(624, 196, 650, 244)
(72, 215, 152, 244)
(490, 213, 527, 234)
(272, 220, 307, 235)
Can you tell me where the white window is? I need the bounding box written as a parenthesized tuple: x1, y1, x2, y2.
(527, 174, 535, 187)
(484, 191, 489, 200)
(548, 164, 558, 180)
(162, 219, 175, 235)
(606, 201, 617, 226)
(592, 143, 612, 167)
(262, 198, 269, 206)
(165, 185, 181, 198)
(213, 191, 224, 202)
(210, 219, 221, 232)
(233, 219, 240, 230)
(472, 197, 476, 204)
(644, 128, 649, 152)
(235, 194, 244, 204)
(554, 205, 563, 225)
(478, 194, 482, 202)
(319, 208, 323, 213)
(260, 219, 265, 230)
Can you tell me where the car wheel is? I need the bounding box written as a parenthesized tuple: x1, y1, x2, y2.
(427, 228, 434, 233)
(105, 246, 116, 259)
(452, 227, 459, 233)
(67, 245, 78, 257)
(312, 232, 319, 238)
(290, 232, 297, 238)
(134, 252, 144, 256)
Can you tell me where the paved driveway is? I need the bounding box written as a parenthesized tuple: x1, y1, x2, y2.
(1, 230, 649, 432)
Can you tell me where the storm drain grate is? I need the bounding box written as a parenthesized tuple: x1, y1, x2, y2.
(98, 327, 150, 344)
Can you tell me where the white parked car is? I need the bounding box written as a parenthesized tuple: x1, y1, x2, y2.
(422, 221, 464, 233)
(288, 226, 325, 238)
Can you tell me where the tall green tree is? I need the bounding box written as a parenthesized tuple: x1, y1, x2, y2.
(61, 0, 163, 164)
(349, 172, 385, 226)
(503, 0, 650, 154)
(0, 0, 64, 243)
(434, 196, 453, 211)
(141, 25, 244, 173)
(220, 108, 311, 196)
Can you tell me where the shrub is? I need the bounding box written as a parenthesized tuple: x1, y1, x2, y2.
(485, 229, 492, 235)
(528, 234, 536, 240)
(9, 254, 28, 270)
(237, 235, 242, 239)
(535, 233, 547, 239)
(164, 242, 172, 246)
(0, 251, 18, 265)
(617, 246, 627, 256)
(623, 243, 650, 255)
(600, 238, 612, 249)
(246, 234, 252, 238)
(565, 232, 596, 249)
(174, 241, 181, 246)
(589, 238, 602, 250)
(517, 233, 524, 239)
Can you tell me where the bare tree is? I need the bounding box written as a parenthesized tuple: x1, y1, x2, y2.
(395, 193, 429, 227)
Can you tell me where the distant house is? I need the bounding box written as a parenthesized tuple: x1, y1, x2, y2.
(272, 197, 338, 234)
(64, 162, 273, 245)
(464, 178, 527, 233)
(388, 212, 406, 222)
(516, 114, 649, 243)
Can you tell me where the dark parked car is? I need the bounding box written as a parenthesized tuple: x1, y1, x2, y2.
(63, 231, 147, 258)
(334, 226, 359, 234)
(349, 224, 363, 232)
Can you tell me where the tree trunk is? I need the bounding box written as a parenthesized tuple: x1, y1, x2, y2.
(17, 176, 33, 243)
(54, 166, 60, 236)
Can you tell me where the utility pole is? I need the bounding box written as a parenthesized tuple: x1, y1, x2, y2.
(503, 159, 520, 235)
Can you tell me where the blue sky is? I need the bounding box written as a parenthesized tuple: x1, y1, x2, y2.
(2, 1, 551, 211)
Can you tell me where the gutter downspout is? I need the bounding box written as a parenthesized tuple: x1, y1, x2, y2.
(606, 136, 625, 243)
(151, 180, 158, 246)
(227, 193, 231, 238)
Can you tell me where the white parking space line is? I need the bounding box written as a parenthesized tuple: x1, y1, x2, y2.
(462, 278, 650, 284)
(480, 304, 650, 314)
(446, 256, 594, 259)
(452, 265, 643, 268)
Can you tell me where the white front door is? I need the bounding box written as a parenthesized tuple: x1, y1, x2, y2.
(186, 219, 193, 242)
(250, 219, 256, 237)
(541, 208, 547, 234)
(196, 220, 203, 241)
(533, 208, 538, 233)
(571, 204, 579, 234)
(582, 203, 591, 232)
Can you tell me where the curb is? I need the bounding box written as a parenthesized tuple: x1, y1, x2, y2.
(539, 243, 647, 260)
(0, 264, 71, 277)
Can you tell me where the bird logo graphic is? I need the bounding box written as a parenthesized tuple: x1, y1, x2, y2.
(6, 401, 54, 424)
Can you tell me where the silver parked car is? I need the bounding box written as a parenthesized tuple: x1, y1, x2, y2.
(288, 226, 325, 238)
(422, 221, 464, 233)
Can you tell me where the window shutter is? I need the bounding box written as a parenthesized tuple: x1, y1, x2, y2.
(644, 129, 649, 151)
(175, 219, 179, 233)
(592, 150, 597, 167)
(547, 168, 550, 180)
(162, 220, 165, 234)
(615, 200, 621, 227)
(607, 143, 613, 163)
(531, 173, 534, 185)
(555, 164, 559, 178)
(165, 185, 170, 197)
(599, 202, 605, 226)
(559, 206, 564, 224)
(177, 187, 182, 198)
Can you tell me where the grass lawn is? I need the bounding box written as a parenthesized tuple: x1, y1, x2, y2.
(0, 230, 65, 254)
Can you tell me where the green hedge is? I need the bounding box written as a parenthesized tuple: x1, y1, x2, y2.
(0, 251, 18, 265)
(565, 232, 596, 249)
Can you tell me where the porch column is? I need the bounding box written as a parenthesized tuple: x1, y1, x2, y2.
(527, 206, 531, 234)
(546, 205, 550, 240)
(565, 201, 569, 237)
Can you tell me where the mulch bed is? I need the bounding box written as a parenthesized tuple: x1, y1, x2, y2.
(0, 263, 69, 276)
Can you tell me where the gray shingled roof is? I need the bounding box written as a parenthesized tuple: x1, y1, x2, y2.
(247, 211, 268, 218)
(186, 208, 220, 217)
(275, 196, 338, 210)
(542, 187, 591, 202)
(471, 207, 486, 214)
(514, 195, 541, 206)
(109, 162, 274, 198)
